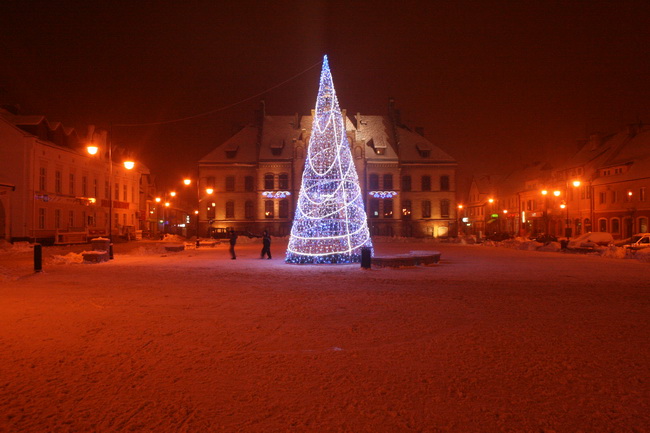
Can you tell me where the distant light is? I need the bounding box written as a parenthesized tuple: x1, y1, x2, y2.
(560, 204, 566, 209)
(488, 198, 494, 203)
(170, 191, 176, 197)
(155, 197, 161, 202)
(628, 191, 633, 196)
(541, 190, 548, 195)
(368, 191, 396, 199)
(457, 204, 463, 209)
(503, 209, 508, 214)
(462, 217, 469, 222)
(183, 179, 192, 186)
(165, 202, 170, 207)
(553, 190, 561, 197)
(124, 161, 135, 170)
(206, 188, 214, 195)
(86, 145, 99, 155)
(572, 180, 581, 187)
(194, 210, 199, 215)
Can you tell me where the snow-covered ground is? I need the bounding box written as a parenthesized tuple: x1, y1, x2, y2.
(0, 239, 648, 432)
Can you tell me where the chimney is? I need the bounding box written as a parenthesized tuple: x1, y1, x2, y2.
(293, 112, 300, 130)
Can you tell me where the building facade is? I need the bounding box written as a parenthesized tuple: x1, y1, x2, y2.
(0, 108, 150, 244)
(198, 102, 458, 238)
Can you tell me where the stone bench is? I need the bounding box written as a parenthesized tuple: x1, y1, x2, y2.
(371, 251, 441, 268)
(164, 244, 185, 252)
(82, 251, 110, 263)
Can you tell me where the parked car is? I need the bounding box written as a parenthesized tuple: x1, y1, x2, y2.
(485, 232, 513, 242)
(567, 232, 614, 250)
(622, 233, 650, 250)
(531, 233, 558, 244)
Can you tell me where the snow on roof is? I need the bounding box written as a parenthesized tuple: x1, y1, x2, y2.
(200, 126, 259, 163)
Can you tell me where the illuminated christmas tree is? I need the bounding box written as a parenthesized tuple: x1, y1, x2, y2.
(286, 55, 373, 264)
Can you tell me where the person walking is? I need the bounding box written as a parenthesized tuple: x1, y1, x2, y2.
(229, 230, 238, 260)
(260, 230, 272, 259)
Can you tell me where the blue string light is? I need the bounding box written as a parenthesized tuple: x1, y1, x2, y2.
(286, 55, 373, 264)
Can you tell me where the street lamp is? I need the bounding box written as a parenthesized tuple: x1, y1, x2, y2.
(182, 178, 214, 247)
(563, 180, 581, 238)
(87, 140, 134, 259)
(457, 204, 463, 236)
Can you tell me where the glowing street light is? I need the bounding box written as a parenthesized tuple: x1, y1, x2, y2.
(86, 141, 134, 259)
(183, 178, 192, 186)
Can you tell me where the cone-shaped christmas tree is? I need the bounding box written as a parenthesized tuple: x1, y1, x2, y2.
(286, 55, 373, 264)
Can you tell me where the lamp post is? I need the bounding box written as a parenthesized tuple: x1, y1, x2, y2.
(182, 177, 214, 248)
(457, 204, 463, 237)
(87, 138, 134, 259)
(563, 180, 581, 238)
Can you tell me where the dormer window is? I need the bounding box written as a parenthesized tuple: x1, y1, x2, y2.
(224, 142, 239, 159)
(270, 139, 285, 156)
(367, 138, 387, 155)
(416, 142, 432, 158)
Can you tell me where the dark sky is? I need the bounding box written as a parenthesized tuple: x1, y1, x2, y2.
(2, 0, 650, 190)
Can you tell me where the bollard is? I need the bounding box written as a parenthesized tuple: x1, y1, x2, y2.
(34, 243, 43, 273)
(360, 246, 372, 269)
(109, 243, 114, 260)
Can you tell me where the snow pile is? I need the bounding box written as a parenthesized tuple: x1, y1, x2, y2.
(0, 241, 33, 254)
(599, 245, 627, 259)
(538, 241, 561, 252)
(47, 251, 86, 265)
(635, 248, 650, 262)
(128, 244, 169, 256)
(161, 234, 185, 243)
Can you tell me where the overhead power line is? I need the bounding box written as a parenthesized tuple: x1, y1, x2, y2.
(113, 59, 323, 127)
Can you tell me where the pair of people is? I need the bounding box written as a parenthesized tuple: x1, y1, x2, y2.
(228, 230, 272, 260)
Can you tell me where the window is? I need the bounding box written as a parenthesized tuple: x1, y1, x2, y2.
(440, 199, 450, 218)
(39, 167, 47, 191)
(226, 176, 235, 192)
(599, 192, 606, 204)
(369, 198, 379, 217)
(264, 174, 274, 190)
(279, 174, 289, 190)
(611, 190, 617, 203)
(421, 175, 431, 191)
(114, 213, 119, 228)
(114, 183, 119, 201)
(55, 209, 61, 229)
(245, 176, 254, 192)
(369, 174, 379, 190)
(225, 201, 234, 219)
(82, 176, 88, 196)
(69, 173, 75, 195)
(611, 218, 620, 233)
(207, 203, 215, 219)
(422, 200, 431, 218)
(639, 217, 648, 233)
(245, 201, 254, 219)
(402, 175, 411, 192)
(123, 184, 128, 201)
(279, 199, 289, 218)
(132, 186, 135, 203)
(625, 190, 632, 202)
(402, 200, 412, 219)
(207, 176, 215, 188)
(38, 208, 45, 229)
(440, 175, 450, 191)
(122, 214, 126, 227)
(598, 219, 607, 232)
(105, 180, 110, 199)
(383, 199, 393, 218)
(383, 174, 393, 190)
(68, 210, 74, 228)
(55, 170, 62, 193)
(640, 187, 646, 202)
(264, 200, 274, 218)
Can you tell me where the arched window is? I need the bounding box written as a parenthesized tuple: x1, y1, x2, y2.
(639, 217, 648, 233)
(584, 218, 592, 232)
(264, 174, 274, 190)
(278, 173, 289, 190)
(245, 201, 254, 219)
(610, 218, 620, 234)
(369, 174, 379, 190)
(598, 218, 607, 232)
(225, 201, 235, 219)
(279, 199, 289, 218)
(264, 200, 274, 219)
(383, 174, 393, 190)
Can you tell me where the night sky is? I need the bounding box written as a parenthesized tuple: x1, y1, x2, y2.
(2, 0, 650, 191)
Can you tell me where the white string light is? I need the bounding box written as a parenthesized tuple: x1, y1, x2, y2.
(286, 55, 373, 264)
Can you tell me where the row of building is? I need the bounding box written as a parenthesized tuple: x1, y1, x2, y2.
(464, 123, 650, 240)
(2, 99, 648, 245)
